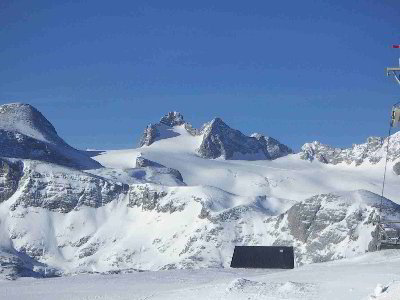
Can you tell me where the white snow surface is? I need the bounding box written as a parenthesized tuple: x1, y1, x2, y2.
(1, 250, 400, 300)
(94, 124, 400, 204)
(1, 113, 400, 298)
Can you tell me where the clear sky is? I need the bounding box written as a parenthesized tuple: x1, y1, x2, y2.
(1, 0, 399, 150)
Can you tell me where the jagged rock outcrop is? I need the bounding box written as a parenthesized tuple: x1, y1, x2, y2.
(300, 133, 400, 166)
(8, 160, 128, 213)
(139, 125, 159, 147)
(135, 156, 184, 182)
(160, 112, 185, 127)
(2, 171, 398, 278)
(197, 118, 292, 160)
(251, 133, 293, 159)
(0, 103, 101, 170)
(393, 162, 400, 175)
(0, 158, 23, 203)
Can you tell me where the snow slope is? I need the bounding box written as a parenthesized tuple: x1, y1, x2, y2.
(1, 159, 399, 276)
(94, 124, 400, 204)
(1, 250, 400, 300)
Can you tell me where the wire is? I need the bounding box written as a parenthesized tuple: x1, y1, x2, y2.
(379, 124, 392, 218)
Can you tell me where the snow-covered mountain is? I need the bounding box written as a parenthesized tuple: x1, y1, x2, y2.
(0, 103, 101, 170)
(140, 112, 292, 160)
(1, 103, 400, 280)
(300, 134, 400, 166)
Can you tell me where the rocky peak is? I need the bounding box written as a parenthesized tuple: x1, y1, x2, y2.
(251, 133, 293, 159)
(0, 103, 102, 170)
(197, 118, 292, 160)
(139, 112, 198, 147)
(0, 103, 60, 144)
(139, 124, 159, 147)
(300, 133, 400, 166)
(160, 112, 185, 127)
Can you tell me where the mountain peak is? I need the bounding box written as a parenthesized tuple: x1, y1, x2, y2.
(160, 111, 185, 127)
(300, 133, 400, 166)
(0, 102, 101, 170)
(0, 102, 58, 143)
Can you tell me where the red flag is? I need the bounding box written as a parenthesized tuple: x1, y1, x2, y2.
(393, 45, 400, 48)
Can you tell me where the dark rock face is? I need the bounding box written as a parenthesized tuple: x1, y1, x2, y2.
(393, 162, 400, 175)
(136, 157, 164, 168)
(135, 157, 184, 182)
(128, 184, 185, 213)
(252, 133, 293, 159)
(300, 134, 400, 166)
(0, 158, 23, 203)
(197, 118, 292, 160)
(0, 103, 102, 170)
(139, 124, 159, 147)
(198, 118, 261, 159)
(9, 161, 128, 213)
(160, 112, 185, 127)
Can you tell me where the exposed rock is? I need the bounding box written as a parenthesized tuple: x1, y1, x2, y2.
(0, 158, 23, 203)
(197, 118, 292, 160)
(139, 124, 159, 147)
(251, 133, 293, 159)
(9, 160, 128, 213)
(136, 156, 164, 168)
(393, 162, 400, 175)
(139, 112, 291, 160)
(197, 118, 263, 159)
(139, 112, 195, 147)
(128, 184, 185, 212)
(300, 133, 400, 166)
(160, 112, 185, 127)
(135, 156, 184, 183)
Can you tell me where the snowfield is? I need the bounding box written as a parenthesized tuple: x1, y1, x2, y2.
(94, 124, 400, 203)
(1, 250, 400, 300)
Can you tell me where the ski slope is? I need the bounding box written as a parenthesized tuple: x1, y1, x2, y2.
(1, 250, 400, 300)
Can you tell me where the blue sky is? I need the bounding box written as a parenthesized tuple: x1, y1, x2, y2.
(1, 0, 399, 150)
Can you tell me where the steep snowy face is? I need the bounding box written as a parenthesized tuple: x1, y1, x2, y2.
(197, 118, 292, 160)
(300, 133, 400, 166)
(0, 103, 101, 170)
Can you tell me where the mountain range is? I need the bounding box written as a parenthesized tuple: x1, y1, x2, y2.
(0, 103, 399, 280)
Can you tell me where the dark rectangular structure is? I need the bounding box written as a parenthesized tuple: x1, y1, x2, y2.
(230, 246, 294, 269)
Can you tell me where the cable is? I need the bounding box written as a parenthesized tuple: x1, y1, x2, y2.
(379, 123, 392, 218)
